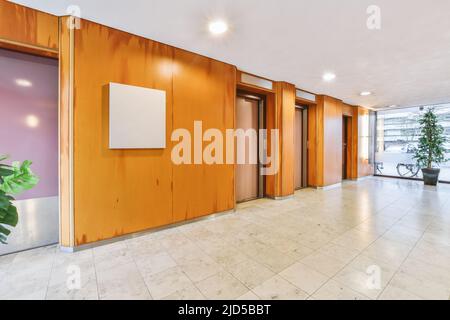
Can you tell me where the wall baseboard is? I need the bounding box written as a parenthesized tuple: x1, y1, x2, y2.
(58, 208, 236, 253)
(316, 182, 342, 190)
(271, 195, 295, 200)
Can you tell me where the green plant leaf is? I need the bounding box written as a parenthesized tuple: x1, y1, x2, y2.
(0, 160, 39, 195)
(0, 194, 10, 210)
(0, 224, 11, 237)
(0, 156, 38, 244)
(0, 233, 7, 244)
(0, 166, 14, 177)
(413, 108, 447, 169)
(0, 205, 18, 227)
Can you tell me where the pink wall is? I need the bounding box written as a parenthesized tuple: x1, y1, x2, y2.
(0, 49, 58, 200)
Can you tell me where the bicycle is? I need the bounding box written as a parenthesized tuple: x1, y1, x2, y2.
(375, 162, 384, 175)
(396, 163, 421, 178)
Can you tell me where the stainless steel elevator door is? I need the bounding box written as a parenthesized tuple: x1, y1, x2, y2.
(236, 96, 259, 203)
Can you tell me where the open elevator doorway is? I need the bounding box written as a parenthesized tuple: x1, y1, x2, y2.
(342, 115, 353, 180)
(0, 48, 59, 255)
(294, 105, 308, 190)
(235, 92, 266, 203)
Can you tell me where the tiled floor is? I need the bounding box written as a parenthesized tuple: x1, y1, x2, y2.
(1, 177, 450, 300)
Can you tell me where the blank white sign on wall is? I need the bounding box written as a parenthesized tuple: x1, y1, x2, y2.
(109, 82, 166, 149)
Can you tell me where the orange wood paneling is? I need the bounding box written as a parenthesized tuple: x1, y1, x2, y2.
(65, 19, 237, 245)
(309, 97, 326, 186)
(322, 96, 343, 186)
(59, 16, 73, 247)
(342, 103, 354, 117)
(0, 0, 58, 56)
(351, 107, 359, 179)
(172, 48, 236, 222)
(264, 92, 277, 197)
(308, 96, 344, 187)
(341, 103, 359, 180)
(275, 82, 296, 197)
(72, 20, 175, 245)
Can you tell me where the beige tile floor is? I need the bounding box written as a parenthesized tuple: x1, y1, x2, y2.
(1, 177, 450, 300)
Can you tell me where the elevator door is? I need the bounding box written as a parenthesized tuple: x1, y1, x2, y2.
(236, 96, 259, 203)
(343, 116, 352, 180)
(294, 108, 303, 190)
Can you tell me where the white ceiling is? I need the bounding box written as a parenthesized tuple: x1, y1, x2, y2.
(12, 0, 450, 109)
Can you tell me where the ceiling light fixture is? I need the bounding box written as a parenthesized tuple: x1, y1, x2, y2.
(209, 20, 228, 35)
(15, 79, 32, 87)
(322, 73, 336, 82)
(360, 91, 372, 96)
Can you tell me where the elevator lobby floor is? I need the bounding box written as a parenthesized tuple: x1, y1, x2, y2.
(0, 177, 449, 300)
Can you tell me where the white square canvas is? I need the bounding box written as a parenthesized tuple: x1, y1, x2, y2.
(109, 82, 166, 149)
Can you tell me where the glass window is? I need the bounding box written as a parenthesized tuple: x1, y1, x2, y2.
(375, 103, 450, 181)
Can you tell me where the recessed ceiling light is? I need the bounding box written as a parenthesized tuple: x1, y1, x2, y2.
(389, 105, 398, 108)
(322, 73, 336, 82)
(360, 91, 372, 96)
(15, 79, 32, 87)
(209, 20, 228, 35)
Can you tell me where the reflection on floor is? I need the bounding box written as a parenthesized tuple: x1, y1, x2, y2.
(0, 197, 59, 256)
(0, 178, 450, 300)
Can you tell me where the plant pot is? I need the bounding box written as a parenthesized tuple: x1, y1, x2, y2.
(422, 168, 440, 186)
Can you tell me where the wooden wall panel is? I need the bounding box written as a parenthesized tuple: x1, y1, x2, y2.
(342, 103, 359, 180)
(309, 96, 344, 187)
(307, 103, 319, 187)
(342, 103, 354, 117)
(172, 48, 236, 222)
(309, 100, 372, 184)
(66, 19, 237, 245)
(275, 82, 296, 197)
(322, 96, 343, 186)
(0, 0, 58, 56)
(72, 20, 175, 245)
(264, 93, 277, 197)
(350, 107, 359, 179)
(59, 16, 73, 247)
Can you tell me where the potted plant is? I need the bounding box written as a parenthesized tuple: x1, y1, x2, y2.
(0, 155, 39, 244)
(413, 108, 447, 186)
